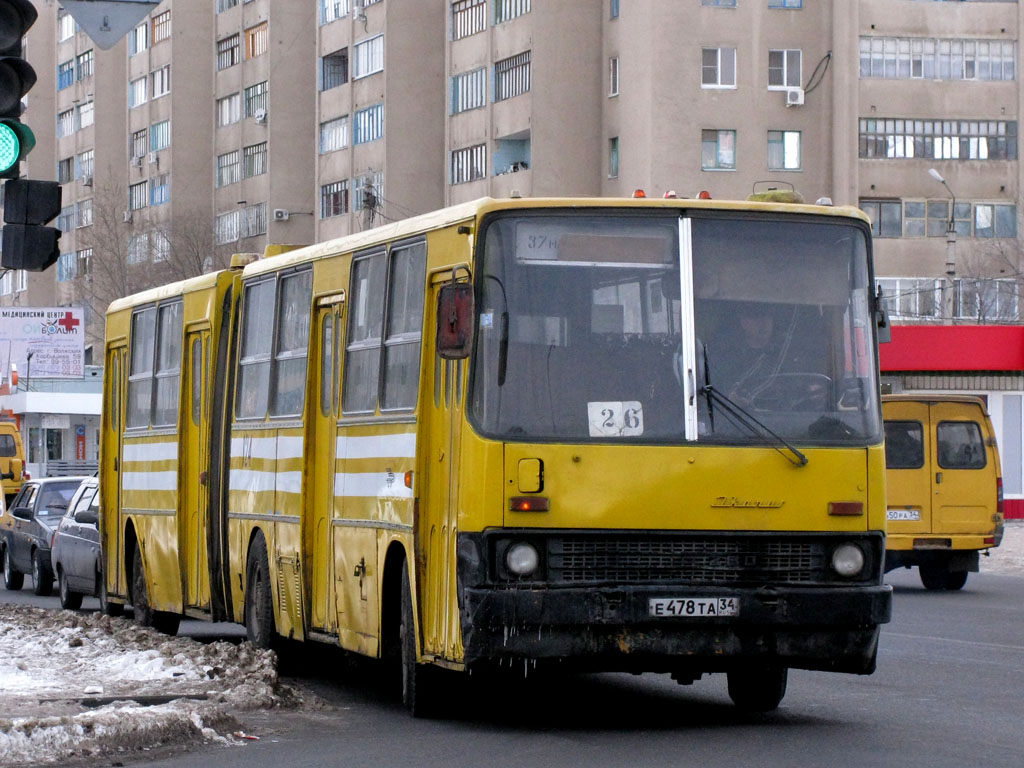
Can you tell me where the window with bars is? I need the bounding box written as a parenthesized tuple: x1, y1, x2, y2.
(129, 181, 149, 210)
(217, 0, 239, 12)
(77, 248, 92, 278)
(767, 130, 801, 170)
(57, 9, 75, 41)
(246, 22, 268, 59)
(217, 151, 240, 187)
(153, 10, 171, 42)
(495, 0, 531, 24)
(452, 0, 486, 40)
(128, 233, 149, 264)
(702, 47, 736, 87)
(151, 65, 171, 97)
(242, 202, 267, 238)
(243, 142, 268, 177)
(150, 174, 170, 206)
(354, 104, 384, 144)
(76, 49, 94, 80)
(451, 143, 487, 184)
(216, 211, 240, 244)
(320, 116, 349, 153)
(859, 119, 1018, 161)
(76, 149, 94, 179)
(129, 22, 149, 55)
(217, 34, 240, 70)
(353, 171, 383, 211)
(353, 35, 384, 79)
(768, 49, 801, 88)
(451, 67, 486, 114)
(57, 205, 74, 232)
(495, 51, 531, 101)
(150, 120, 170, 151)
(245, 82, 268, 116)
(57, 110, 75, 138)
(320, 0, 351, 25)
(321, 180, 349, 218)
(57, 158, 74, 184)
(77, 199, 93, 228)
(129, 77, 147, 108)
(152, 230, 170, 262)
(321, 50, 349, 90)
(57, 253, 77, 282)
(132, 128, 148, 159)
(217, 93, 241, 126)
(57, 61, 74, 90)
(76, 102, 93, 129)
(701, 129, 736, 170)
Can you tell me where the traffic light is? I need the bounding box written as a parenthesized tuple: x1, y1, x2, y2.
(0, 0, 38, 179)
(2, 178, 60, 271)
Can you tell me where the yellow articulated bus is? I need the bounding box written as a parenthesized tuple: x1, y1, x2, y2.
(102, 197, 891, 715)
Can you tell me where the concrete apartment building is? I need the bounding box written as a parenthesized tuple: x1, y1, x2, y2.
(4, 0, 1024, 507)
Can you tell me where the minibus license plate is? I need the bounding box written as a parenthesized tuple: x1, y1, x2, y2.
(887, 508, 920, 521)
(649, 597, 739, 618)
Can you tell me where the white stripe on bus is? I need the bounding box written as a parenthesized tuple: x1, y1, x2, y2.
(123, 442, 178, 463)
(229, 469, 303, 495)
(336, 433, 416, 459)
(229, 435, 305, 460)
(122, 471, 178, 491)
(333, 472, 414, 499)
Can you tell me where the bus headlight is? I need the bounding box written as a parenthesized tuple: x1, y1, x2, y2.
(505, 542, 539, 577)
(831, 543, 865, 578)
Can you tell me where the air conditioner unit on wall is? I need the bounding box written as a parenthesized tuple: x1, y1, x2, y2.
(253, 108, 267, 124)
(122, 210, 132, 223)
(131, 156, 142, 167)
(785, 87, 805, 107)
(148, 151, 158, 164)
(272, 208, 290, 221)
(82, 176, 93, 187)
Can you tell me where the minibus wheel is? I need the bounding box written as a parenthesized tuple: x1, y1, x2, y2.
(920, 563, 968, 591)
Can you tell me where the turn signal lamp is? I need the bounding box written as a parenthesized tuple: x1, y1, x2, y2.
(509, 496, 549, 512)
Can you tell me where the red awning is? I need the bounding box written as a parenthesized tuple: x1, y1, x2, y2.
(880, 325, 1024, 372)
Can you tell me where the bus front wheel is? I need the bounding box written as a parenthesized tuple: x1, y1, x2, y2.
(131, 548, 180, 635)
(727, 665, 788, 712)
(245, 532, 276, 650)
(400, 564, 440, 717)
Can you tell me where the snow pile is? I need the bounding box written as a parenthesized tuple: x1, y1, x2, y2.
(982, 520, 1024, 576)
(0, 605, 289, 766)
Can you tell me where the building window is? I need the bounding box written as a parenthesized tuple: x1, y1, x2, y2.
(353, 171, 383, 211)
(858, 118, 1018, 161)
(860, 37, 1016, 81)
(702, 0, 737, 5)
(57, 157, 73, 184)
(128, 233, 149, 264)
(57, 205, 74, 232)
(57, 253, 76, 282)
(860, 199, 903, 238)
(76, 102, 94, 129)
(151, 65, 171, 98)
(354, 103, 384, 144)
(768, 0, 802, 7)
(321, 50, 349, 90)
(76, 149, 94, 180)
(217, 93, 241, 126)
(875, 277, 942, 320)
(129, 181, 149, 210)
(152, 230, 170, 262)
(495, 0, 531, 24)
(77, 199, 93, 228)
(132, 128, 148, 159)
(150, 120, 170, 151)
(57, 109, 75, 139)
(243, 142, 268, 177)
(217, 151, 240, 187)
(320, 180, 349, 218)
(701, 129, 736, 170)
(451, 143, 486, 184)
(610, 0, 619, 18)
(150, 174, 170, 206)
(217, 34, 240, 70)
(57, 60, 74, 91)
(956, 278, 1020, 321)
(702, 47, 736, 88)
(609, 57, 619, 96)
(246, 22, 268, 59)
(152, 10, 171, 43)
(129, 22, 149, 55)
(767, 130, 800, 170)
(353, 35, 384, 79)
(77, 248, 92, 278)
(217, 0, 240, 12)
(319, 115, 349, 153)
(76, 50, 94, 80)
(451, 68, 486, 114)
(244, 81, 268, 117)
(768, 49, 801, 89)
(215, 211, 240, 244)
(242, 202, 267, 238)
(609, 137, 619, 178)
(129, 77, 147, 108)
(495, 50, 531, 101)
(57, 9, 75, 41)
(321, 0, 351, 25)
(452, 0, 486, 39)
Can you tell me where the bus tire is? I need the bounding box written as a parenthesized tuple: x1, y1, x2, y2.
(132, 547, 180, 635)
(727, 665, 788, 712)
(2, 546, 23, 591)
(97, 563, 124, 617)
(58, 568, 82, 610)
(400, 564, 439, 718)
(245, 532, 276, 650)
(32, 551, 52, 596)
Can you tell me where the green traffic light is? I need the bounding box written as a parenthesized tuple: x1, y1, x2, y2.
(0, 121, 19, 173)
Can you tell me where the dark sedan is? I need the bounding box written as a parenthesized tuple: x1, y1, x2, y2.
(1, 477, 87, 596)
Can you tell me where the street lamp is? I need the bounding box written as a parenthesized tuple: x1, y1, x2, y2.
(928, 168, 957, 322)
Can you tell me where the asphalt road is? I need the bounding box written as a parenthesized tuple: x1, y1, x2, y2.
(24, 567, 1011, 768)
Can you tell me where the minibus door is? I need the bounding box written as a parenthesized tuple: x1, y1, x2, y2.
(884, 400, 932, 534)
(930, 401, 991, 534)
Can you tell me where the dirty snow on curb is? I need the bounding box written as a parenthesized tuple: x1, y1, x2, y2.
(982, 520, 1024, 575)
(0, 605, 287, 766)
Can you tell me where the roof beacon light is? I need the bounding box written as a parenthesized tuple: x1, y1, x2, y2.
(664, 190, 678, 199)
(632, 189, 646, 198)
(698, 190, 712, 200)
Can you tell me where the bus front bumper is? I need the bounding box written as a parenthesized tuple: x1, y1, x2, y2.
(459, 583, 892, 675)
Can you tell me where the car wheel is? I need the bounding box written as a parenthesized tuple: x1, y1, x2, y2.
(32, 551, 52, 597)
(58, 568, 83, 610)
(244, 531, 277, 650)
(727, 665, 788, 713)
(97, 564, 123, 617)
(131, 547, 179, 635)
(3, 547, 24, 591)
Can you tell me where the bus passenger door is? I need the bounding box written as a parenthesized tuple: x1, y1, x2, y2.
(183, 330, 211, 610)
(310, 304, 341, 632)
(101, 344, 127, 599)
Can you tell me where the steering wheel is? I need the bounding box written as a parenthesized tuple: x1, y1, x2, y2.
(750, 373, 832, 412)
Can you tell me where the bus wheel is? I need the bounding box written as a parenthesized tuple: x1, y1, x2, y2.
(245, 532, 276, 650)
(97, 564, 124, 617)
(132, 548, 180, 635)
(2, 546, 23, 591)
(727, 665, 788, 712)
(400, 564, 439, 717)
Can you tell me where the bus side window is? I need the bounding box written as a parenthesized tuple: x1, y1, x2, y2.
(884, 420, 924, 469)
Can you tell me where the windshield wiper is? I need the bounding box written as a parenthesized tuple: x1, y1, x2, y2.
(700, 385, 808, 467)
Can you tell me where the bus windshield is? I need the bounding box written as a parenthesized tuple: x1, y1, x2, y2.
(469, 210, 881, 446)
